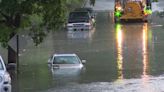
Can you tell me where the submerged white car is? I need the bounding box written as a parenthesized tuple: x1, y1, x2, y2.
(0, 56, 11, 92)
(48, 54, 86, 83)
(48, 54, 86, 69)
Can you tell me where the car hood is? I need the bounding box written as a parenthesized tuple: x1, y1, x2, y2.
(52, 64, 83, 69)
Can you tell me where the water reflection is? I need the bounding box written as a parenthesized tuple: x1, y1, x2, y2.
(142, 23, 152, 91)
(115, 23, 123, 80)
(142, 23, 149, 77)
(115, 23, 150, 81)
(67, 28, 95, 41)
(50, 67, 85, 85)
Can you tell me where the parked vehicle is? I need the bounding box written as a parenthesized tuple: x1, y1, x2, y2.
(114, 0, 152, 22)
(49, 54, 86, 83)
(74, 7, 96, 24)
(67, 11, 94, 31)
(0, 56, 11, 92)
(48, 53, 86, 69)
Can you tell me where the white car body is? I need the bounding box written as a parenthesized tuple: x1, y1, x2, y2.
(48, 54, 85, 69)
(48, 54, 86, 83)
(0, 56, 11, 92)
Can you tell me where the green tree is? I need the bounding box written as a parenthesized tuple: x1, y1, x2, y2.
(0, 0, 68, 64)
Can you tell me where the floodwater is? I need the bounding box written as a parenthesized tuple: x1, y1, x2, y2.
(1, 0, 164, 92)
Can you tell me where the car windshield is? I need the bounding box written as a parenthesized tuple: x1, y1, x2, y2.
(0, 59, 4, 70)
(69, 12, 89, 19)
(53, 56, 80, 64)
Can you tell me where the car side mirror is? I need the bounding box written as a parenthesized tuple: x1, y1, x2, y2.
(82, 60, 86, 64)
(48, 59, 51, 64)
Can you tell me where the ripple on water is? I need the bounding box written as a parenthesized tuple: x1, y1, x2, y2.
(44, 75, 164, 92)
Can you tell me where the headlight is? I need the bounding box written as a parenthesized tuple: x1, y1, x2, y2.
(3, 72, 11, 84)
(67, 24, 73, 27)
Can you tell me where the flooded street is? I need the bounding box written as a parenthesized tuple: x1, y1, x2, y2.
(1, 0, 164, 92)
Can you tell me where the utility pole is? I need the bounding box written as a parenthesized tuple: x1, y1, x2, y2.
(16, 35, 19, 73)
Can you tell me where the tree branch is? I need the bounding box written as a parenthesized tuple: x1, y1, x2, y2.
(0, 20, 5, 23)
(0, 11, 15, 28)
(0, 11, 9, 20)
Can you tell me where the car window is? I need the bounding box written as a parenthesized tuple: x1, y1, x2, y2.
(69, 12, 90, 19)
(0, 59, 4, 70)
(53, 56, 80, 64)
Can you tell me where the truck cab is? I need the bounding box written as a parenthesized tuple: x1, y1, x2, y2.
(114, 0, 152, 22)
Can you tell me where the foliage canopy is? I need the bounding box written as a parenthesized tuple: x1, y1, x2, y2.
(0, 0, 69, 46)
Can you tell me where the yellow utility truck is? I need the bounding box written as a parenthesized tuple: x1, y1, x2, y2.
(114, 0, 153, 22)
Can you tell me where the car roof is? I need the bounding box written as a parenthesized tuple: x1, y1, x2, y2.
(54, 53, 77, 57)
